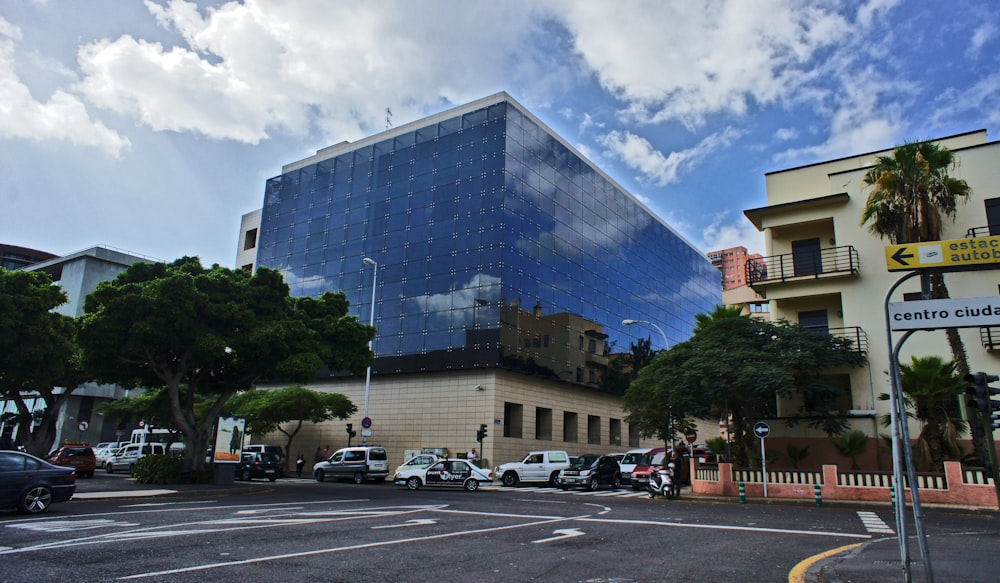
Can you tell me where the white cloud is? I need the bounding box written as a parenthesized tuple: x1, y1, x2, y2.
(599, 126, 741, 187)
(556, 0, 847, 128)
(0, 17, 130, 156)
(700, 213, 765, 256)
(967, 21, 997, 58)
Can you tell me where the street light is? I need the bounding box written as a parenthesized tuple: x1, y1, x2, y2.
(362, 257, 378, 445)
(622, 319, 669, 349)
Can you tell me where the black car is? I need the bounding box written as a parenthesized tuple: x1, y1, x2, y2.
(0, 450, 77, 514)
(556, 454, 622, 490)
(235, 452, 281, 481)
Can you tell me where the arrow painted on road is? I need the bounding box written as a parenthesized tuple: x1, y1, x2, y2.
(371, 519, 437, 529)
(891, 247, 914, 266)
(532, 528, 585, 544)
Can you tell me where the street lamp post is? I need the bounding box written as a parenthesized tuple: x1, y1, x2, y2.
(362, 257, 378, 446)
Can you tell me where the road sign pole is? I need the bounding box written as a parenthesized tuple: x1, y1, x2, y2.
(760, 436, 767, 498)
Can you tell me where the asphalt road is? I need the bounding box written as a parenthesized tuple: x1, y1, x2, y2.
(1, 472, 996, 582)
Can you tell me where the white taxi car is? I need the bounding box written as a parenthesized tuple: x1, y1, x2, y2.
(394, 459, 493, 491)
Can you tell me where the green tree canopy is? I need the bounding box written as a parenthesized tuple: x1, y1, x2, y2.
(224, 385, 356, 467)
(624, 305, 866, 466)
(77, 258, 374, 471)
(0, 267, 86, 456)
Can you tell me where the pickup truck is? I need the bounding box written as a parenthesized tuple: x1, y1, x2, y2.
(494, 450, 571, 487)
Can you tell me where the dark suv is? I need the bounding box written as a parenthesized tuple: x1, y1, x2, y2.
(235, 452, 281, 482)
(556, 454, 622, 490)
(47, 444, 96, 478)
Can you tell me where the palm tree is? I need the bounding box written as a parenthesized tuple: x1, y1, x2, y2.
(833, 430, 869, 470)
(860, 140, 973, 376)
(879, 356, 967, 471)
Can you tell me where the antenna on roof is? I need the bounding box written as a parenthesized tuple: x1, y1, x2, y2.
(385, 107, 393, 131)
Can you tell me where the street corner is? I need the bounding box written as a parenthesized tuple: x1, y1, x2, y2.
(788, 542, 862, 583)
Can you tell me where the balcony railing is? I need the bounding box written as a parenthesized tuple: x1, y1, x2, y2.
(980, 327, 1000, 350)
(746, 245, 860, 287)
(965, 225, 1000, 238)
(829, 327, 869, 354)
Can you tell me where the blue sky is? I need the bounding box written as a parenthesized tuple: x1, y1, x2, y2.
(1, 0, 997, 267)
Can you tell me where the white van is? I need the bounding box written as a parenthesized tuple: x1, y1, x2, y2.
(104, 442, 166, 474)
(619, 447, 652, 486)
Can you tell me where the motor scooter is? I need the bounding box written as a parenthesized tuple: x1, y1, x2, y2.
(647, 462, 677, 499)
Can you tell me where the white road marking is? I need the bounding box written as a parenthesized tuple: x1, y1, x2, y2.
(856, 511, 894, 534)
(371, 518, 437, 529)
(6, 519, 139, 532)
(532, 528, 585, 543)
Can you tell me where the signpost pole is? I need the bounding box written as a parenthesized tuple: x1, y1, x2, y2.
(760, 436, 767, 498)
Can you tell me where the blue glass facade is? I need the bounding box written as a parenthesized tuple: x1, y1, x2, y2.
(257, 94, 720, 386)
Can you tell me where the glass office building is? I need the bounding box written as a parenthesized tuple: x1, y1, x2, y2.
(256, 93, 720, 389)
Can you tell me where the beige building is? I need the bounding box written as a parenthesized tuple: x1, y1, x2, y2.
(743, 129, 1000, 467)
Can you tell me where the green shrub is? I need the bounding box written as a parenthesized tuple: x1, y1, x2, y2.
(132, 454, 181, 484)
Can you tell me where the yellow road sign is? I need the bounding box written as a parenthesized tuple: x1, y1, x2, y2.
(885, 236, 1000, 271)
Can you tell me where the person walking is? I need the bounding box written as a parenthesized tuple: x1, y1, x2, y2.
(314, 447, 323, 463)
(296, 453, 306, 478)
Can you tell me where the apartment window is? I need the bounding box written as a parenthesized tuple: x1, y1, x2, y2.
(563, 412, 578, 442)
(609, 418, 622, 446)
(628, 424, 640, 448)
(503, 402, 523, 438)
(535, 407, 552, 440)
(587, 415, 601, 445)
(243, 228, 258, 250)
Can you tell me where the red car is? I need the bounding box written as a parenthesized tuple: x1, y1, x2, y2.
(629, 448, 667, 491)
(47, 442, 96, 478)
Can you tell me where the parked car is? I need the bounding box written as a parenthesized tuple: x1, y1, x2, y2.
(235, 452, 281, 482)
(494, 450, 571, 487)
(243, 444, 285, 466)
(630, 448, 667, 491)
(619, 447, 652, 486)
(104, 442, 166, 474)
(392, 453, 443, 476)
(313, 446, 389, 483)
(394, 459, 493, 491)
(0, 450, 76, 514)
(47, 443, 96, 478)
(556, 454, 622, 490)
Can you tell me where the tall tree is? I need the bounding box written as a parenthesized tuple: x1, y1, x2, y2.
(860, 140, 972, 375)
(625, 305, 866, 466)
(225, 385, 356, 469)
(879, 356, 967, 471)
(77, 258, 374, 472)
(0, 268, 86, 456)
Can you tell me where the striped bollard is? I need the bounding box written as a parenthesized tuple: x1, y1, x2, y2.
(814, 484, 822, 507)
(739, 481, 746, 504)
(890, 484, 896, 512)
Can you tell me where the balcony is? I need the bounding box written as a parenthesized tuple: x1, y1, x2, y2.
(746, 245, 860, 288)
(828, 327, 869, 355)
(980, 327, 1000, 350)
(965, 226, 1000, 238)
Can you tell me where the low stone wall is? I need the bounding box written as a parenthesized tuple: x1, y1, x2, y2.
(691, 460, 997, 508)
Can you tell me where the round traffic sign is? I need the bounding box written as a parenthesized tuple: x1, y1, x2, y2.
(77, 421, 89, 432)
(361, 417, 372, 429)
(753, 422, 770, 439)
(684, 431, 697, 443)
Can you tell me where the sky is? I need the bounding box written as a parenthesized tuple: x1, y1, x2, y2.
(1, 0, 998, 268)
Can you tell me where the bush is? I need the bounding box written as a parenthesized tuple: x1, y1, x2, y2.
(132, 454, 181, 484)
(132, 455, 215, 484)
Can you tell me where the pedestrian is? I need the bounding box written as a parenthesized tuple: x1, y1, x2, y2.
(296, 452, 305, 478)
(322, 445, 331, 459)
(314, 447, 323, 463)
(467, 448, 477, 465)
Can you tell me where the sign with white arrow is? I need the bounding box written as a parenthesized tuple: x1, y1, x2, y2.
(532, 528, 585, 544)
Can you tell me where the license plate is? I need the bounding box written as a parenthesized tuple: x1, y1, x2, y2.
(265, 470, 275, 473)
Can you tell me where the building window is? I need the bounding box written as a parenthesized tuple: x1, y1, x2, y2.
(609, 418, 621, 446)
(535, 407, 552, 440)
(243, 228, 258, 250)
(587, 415, 601, 445)
(563, 412, 578, 443)
(628, 424, 640, 448)
(503, 402, 523, 438)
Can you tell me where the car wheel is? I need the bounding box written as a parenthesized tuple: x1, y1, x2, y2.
(353, 472, 364, 484)
(501, 472, 519, 487)
(18, 485, 52, 514)
(315, 469, 325, 482)
(559, 485, 569, 491)
(464, 479, 480, 492)
(105, 463, 113, 474)
(241, 469, 251, 481)
(406, 477, 422, 490)
(588, 477, 599, 491)
(612, 474, 622, 489)
(268, 475, 277, 482)
(549, 471, 560, 486)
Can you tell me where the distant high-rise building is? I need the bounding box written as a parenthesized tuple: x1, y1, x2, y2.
(707, 246, 760, 290)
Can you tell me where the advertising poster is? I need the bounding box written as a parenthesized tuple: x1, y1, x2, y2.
(213, 417, 245, 463)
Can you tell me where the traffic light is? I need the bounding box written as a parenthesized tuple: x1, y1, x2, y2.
(476, 423, 488, 442)
(965, 372, 1000, 415)
(346, 423, 357, 445)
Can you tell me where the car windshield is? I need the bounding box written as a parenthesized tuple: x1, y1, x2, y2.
(369, 448, 387, 461)
(259, 453, 279, 463)
(621, 452, 645, 464)
(571, 455, 599, 468)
